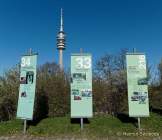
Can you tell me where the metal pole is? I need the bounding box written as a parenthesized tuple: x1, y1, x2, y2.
(23, 120, 27, 134)
(29, 48, 32, 55)
(23, 48, 32, 134)
(133, 48, 136, 53)
(80, 48, 83, 130)
(133, 48, 141, 130)
(138, 117, 141, 130)
(80, 48, 83, 54)
(80, 118, 83, 130)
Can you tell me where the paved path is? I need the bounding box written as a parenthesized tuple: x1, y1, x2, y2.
(0, 136, 161, 140)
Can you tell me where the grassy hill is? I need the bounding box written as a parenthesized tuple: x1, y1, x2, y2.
(0, 113, 161, 139)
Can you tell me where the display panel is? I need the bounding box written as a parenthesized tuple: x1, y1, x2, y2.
(126, 53, 149, 117)
(71, 54, 93, 118)
(17, 54, 37, 120)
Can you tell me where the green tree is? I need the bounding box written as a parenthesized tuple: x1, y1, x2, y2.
(0, 65, 19, 121)
(158, 59, 162, 85)
(93, 49, 128, 115)
(34, 62, 70, 119)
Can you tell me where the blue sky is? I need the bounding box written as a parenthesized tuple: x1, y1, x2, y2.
(0, 0, 161, 74)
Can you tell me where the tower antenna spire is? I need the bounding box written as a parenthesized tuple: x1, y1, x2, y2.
(60, 8, 63, 32)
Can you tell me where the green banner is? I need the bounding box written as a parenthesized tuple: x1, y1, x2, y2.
(17, 54, 37, 120)
(126, 53, 149, 117)
(71, 54, 93, 118)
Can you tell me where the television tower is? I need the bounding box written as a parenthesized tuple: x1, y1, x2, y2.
(57, 8, 66, 70)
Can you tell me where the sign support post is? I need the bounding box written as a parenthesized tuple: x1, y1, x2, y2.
(80, 118, 83, 130)
(23, 48, 32, 134)
(133, 48, 141, 131)
(138, 117, 141, 130)
(23, 119, 27, 134)
(80, 48, 84, 131)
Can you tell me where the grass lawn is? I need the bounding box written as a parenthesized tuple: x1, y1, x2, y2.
(0, 113, 161, 138)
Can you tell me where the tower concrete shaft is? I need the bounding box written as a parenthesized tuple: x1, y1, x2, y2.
(59, 49, 63, 69)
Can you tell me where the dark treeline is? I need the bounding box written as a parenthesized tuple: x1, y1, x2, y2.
(0, 49, 162, 121)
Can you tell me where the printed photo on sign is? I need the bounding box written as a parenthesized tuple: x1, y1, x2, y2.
(72, 89, 80, 96)
(81, 89, 92, 97)
(71, 73, 86, 83)
(131, 92, 148, 104)
(74, 96, 82, 100)
(20, 71, 34, 85)
(137, 78, 148, 85)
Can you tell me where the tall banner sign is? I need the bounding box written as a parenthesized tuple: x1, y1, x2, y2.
(71, 54, 93, 118)
(17, 54, 37, 120)
(126, 53, 149, 117)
